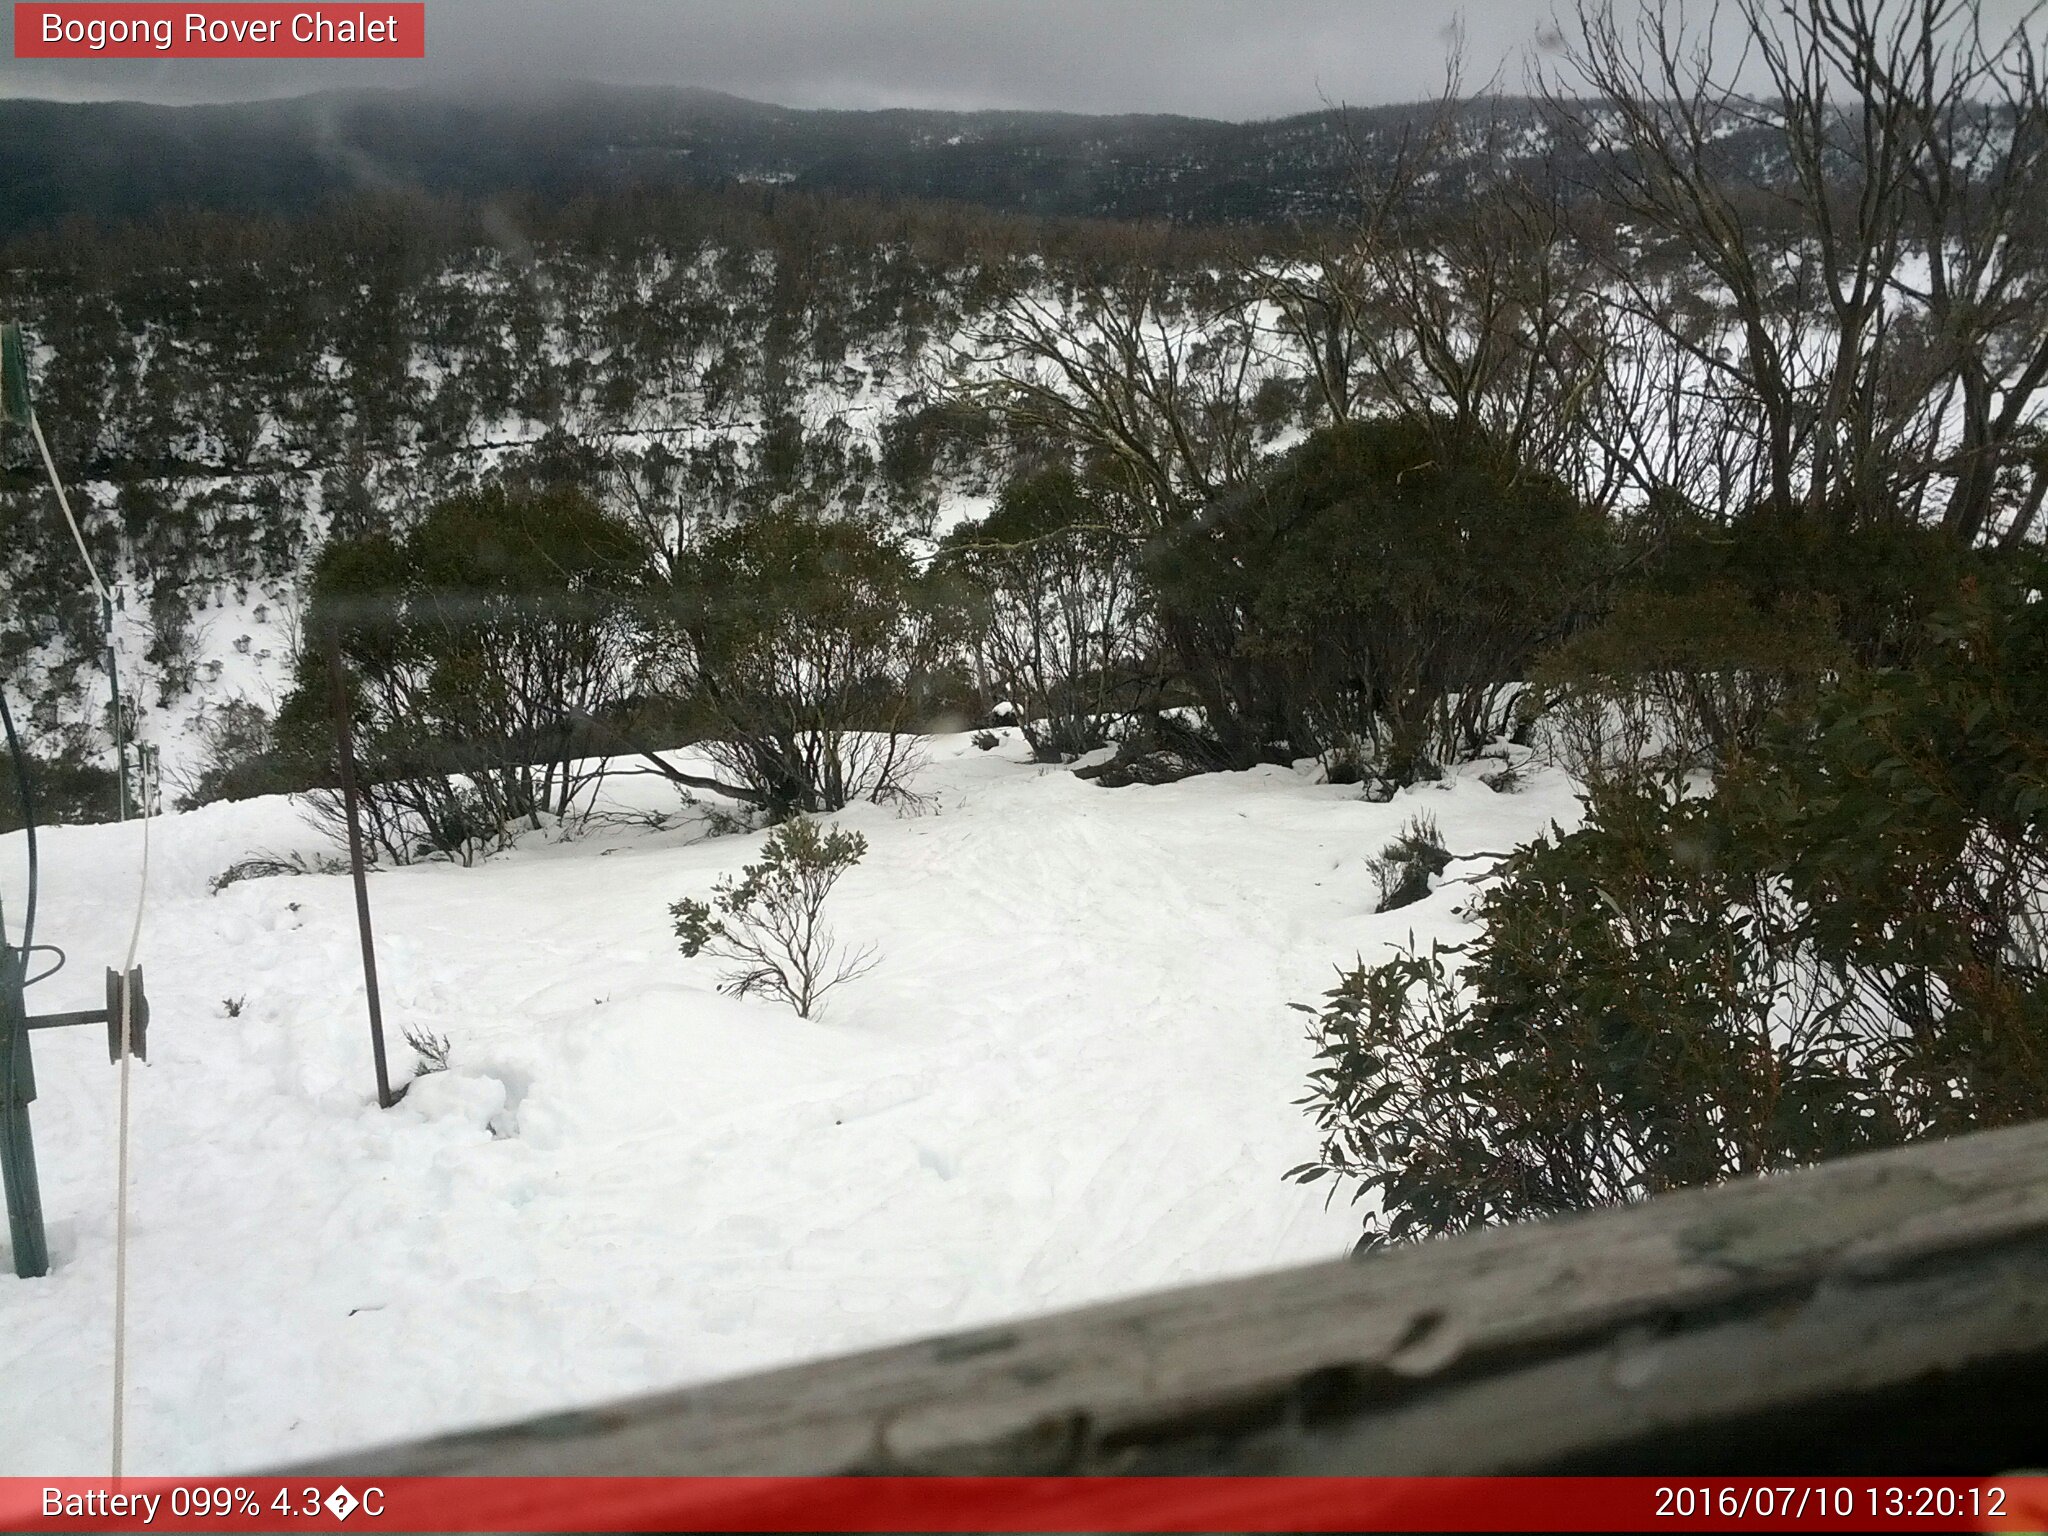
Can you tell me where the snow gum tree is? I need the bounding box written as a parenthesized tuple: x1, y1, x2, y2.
(648, 507, 971, 817)
(278, 482, 648, 863)
(1546, 0, 2048, 544)
(1151, 416, 1610, 785)
(937, 463, 1155, 761)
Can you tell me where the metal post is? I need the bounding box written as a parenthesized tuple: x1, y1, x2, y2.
(1, 941, 48, 1279)
(104, 594, 127, 823)
(322, 623, 397, 1110)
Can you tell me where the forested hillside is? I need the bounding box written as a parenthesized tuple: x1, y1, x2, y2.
(0, 187, 1262, 786)
(0, 85, 1583, 233)
(5, 50, 2045, 798)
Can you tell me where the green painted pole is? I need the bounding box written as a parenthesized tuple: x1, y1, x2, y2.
(1, 940, 49, 1279)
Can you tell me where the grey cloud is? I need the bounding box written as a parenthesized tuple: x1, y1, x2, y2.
(6, 1, 2038, 116)
(3, 0, 1558, 114)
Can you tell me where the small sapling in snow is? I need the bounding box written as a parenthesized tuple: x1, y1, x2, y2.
(1369, 812, 1452, 913)
(671, 818, 877, 1019)
(404, 1025, 453, 1077)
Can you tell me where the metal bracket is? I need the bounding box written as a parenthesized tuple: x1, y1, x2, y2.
(3, 954, 149, 1279)
(24, 966, 151, 1063)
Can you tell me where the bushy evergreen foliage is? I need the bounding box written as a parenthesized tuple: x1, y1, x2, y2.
(671, 818, 876, 1018)
(277, 482, 647, 863)
(1300, 558, 2048, 1247)
(0, 741, 119, 833)
(1152, 416, 1609, 785)
(653, 507, 969, 816)
(1368, 812, 1451, 913)
(1734, 567, 2048, 1133)
(1627, 513, 1977, 671)
(1533, 586, 1846, 787)
(1528, 513, 1974, 789)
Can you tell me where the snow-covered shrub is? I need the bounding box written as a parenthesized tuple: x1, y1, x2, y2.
(670, 818, 877, 1019)
(651, 509, 968, 817)
(1367, 812, 1450, 913)
(1479, 753, 1524, 794)
(938, 464, 1155, 762)
(277, 482, 647, 864)
(208, 851, 334, 892)
(403, 1025, 452, 1077)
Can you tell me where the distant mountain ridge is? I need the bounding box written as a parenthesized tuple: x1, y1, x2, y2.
(0, 81, 1569, 231)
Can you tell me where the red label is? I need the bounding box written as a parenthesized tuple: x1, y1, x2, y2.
(14, 3, 424, 58)
(0, 1476, 2044, 1533)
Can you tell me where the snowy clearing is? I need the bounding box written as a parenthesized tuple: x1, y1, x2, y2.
(0, 732, 1577, 1473)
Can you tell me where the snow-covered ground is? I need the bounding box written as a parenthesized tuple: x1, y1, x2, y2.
(0, 732, 1577, 1474)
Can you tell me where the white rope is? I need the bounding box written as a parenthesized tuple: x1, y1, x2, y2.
(27, 409, 109, 603)
(110, 750, 153, 1479)
(29, 406, 127, 826)
(25, 399, 149, 1474)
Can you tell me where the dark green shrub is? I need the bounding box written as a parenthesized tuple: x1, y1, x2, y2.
(654, 508, 969, 816)
(671, 818, 876, 1018)
(1532, 585, 1846, 787)
(1732, 563, 2048, 1134)
(277, 481, 648, 863)
(0, 742, 120, 832)
(1153, 417, 1610, 785)
(1368, 812, 1452, 913)
(1297, 777, 1895, 1247)
(1298, 557, 2048, 1248)
(1636, 513, 1976, 669)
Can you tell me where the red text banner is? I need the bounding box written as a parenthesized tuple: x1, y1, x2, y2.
(14, 4, 424, 58)
(1, 1476, 2045, 1532)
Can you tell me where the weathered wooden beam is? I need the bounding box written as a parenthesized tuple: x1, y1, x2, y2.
(294, 1119, 2048, 1477)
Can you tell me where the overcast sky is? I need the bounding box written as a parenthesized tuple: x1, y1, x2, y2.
(8, 1, 2039, 116)
(5, 1, 1571, 115)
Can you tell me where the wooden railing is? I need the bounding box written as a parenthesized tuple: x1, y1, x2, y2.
(296, 1118, 2048, 1476)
